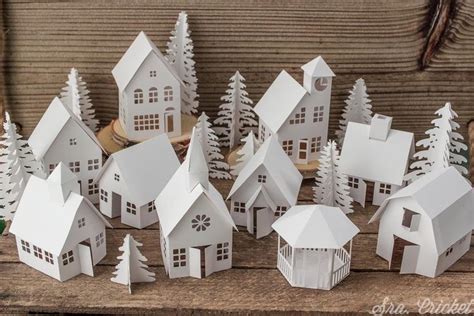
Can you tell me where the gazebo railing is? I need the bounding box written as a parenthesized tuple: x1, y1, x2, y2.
(331, 247, 351, 288)
(277, 244, 293, 285)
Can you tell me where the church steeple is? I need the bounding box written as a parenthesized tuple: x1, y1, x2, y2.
(185, 127, 209, 191)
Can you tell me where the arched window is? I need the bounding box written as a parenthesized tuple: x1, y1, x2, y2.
(164, 86, 173, 102)
(134, 89, 143, 104)
(148, 87, 158, 103)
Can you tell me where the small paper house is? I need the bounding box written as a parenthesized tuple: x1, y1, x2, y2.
(254, 56, 335, 164)
(155, 128, 237, 279)
(95, 134, 180, 229)
(339, 114, 415, 206)
(10, 163, 112, 282)
(227, 136, 303, 239)
(369, 166, 474, 278)
(272, 205, 359, 290)
(29, 97, 105, 204)
(112, 31, 184, 142)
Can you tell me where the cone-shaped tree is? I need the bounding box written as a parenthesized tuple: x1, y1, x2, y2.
(230, 131, 260, 176)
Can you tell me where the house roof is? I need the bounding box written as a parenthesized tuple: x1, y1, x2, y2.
(253, 70, 308, 133)
(95, 134, 180, 206)
(227, 136, 303, 205)
(245, 184, 277, 212)
(301, 56, 336, 77)
(28, 97, 104, 161)
(112, 31, 183, 92)
(339, 121, 415, 186)
(272, 205, 359, 249)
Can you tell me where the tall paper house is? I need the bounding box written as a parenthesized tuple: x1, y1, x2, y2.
(10, 163, 112, 282)
(28, 97, 105, 204)
(155, 128, 237, 279)
(369, 167, 474, 278)
(227, 136, 303, 239)
(339, 114, 415, 206)
(254, 56, 335, 164)
(112, 31, 184, 142)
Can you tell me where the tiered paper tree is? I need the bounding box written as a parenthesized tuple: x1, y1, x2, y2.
(230, 131, 259, 176)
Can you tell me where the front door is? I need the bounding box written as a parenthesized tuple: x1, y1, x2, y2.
(165, 113, 174, 133)
(78, 242, 94, 277)
(390, 235, 416, 271)
(189, 246, 211, 278)
(400, 245, 420, 274)
(111, 192, 121, 218)
(252, 207, 265, 236)
(78, 180, 82, 195)
(297, 139, 309, 164)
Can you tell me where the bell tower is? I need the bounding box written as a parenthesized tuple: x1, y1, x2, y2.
(301, 56, 335, 95)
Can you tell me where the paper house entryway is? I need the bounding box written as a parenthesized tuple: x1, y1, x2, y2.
(254, 56, 334, 166)
(155, 128, 237, 279)
(227, 136, 303, 239)
(9, 163, 112, 282)
(28, 97, 105, 204)
(95, 134, 180, 229)
(369, 166, 474, 278)
(339, 114, 415, 206)
(272, 205, 359, 290)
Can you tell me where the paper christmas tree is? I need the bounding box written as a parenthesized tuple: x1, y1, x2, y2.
(313, 140, 353, 214)
(111, 234, 155, 294)
(214, 71, 257, 149)
(230, 131, 260, 176)
(166, 11, 199, 115)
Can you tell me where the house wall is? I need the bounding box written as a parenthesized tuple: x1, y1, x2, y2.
(160, 226, 170, 275)
(15, 236, 61, 281)
(373, 182, 401, 206)
(435, 232, 471, 277)
(58, 245, 82, 282)
(98, 161, 122, 218)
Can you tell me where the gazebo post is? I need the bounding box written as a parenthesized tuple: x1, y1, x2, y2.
(329, 248, 335, 289)
(291, 246, 295, 284)
(349, 239, 353, 257)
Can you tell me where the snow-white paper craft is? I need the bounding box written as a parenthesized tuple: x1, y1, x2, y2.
(155, 128, 237, 279)
(95, 134, 180, 229)
(369, 166, 474, 278)
(166, 11, 199, 115)
(9, 163, 112, 281)
(28, 97, 105, 203)
(227, 136, 303, 239)
(335, 78, 372, 145)
(195, 112, 231, 179)
(214, 71, 257, 149)
(111, 234, 155, 294)
(254, 56, 335, 164)
(230, 131, 260, 176)
(405, 102, 468, 183)
(339, 114, 415, 207)
(60, 68, 100, 132)
(313, 140, 353, 214)
(112, 31, 184, 142)
(272, 204, 359, 290)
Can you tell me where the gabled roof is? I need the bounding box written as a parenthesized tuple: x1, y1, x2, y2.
(28, 97, 104, 160)
(301, 56, 335, 77)
(339, 121, 414, 186)
(95, 134, 180, 206)
(112, 31, 183, 92)
(245, 184, 277, 212)
(272, 205, 359, 249)
(228, 136, 303, 205)
(253, 70, 308, 133)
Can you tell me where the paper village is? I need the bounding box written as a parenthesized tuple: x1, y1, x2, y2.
(1, 11, 473, 293)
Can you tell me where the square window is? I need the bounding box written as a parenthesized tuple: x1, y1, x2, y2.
(217, 242, 230, 261)
(62, 250, 74, 265)
(21, 240, 31, 253)
(95, 232, 105, 247)
(78, 217, 86, 228)
(148, 201, 156, 213)
(275, 206, 288, 217)
(379, 183, 392, 195)
(126, 202, 137, 215)
(172, 248, 186, 267)
(100, 189, 108, 202)
(33, 245, 43, 259)
(69, 138, 77, 146)
(114, 173, 120, 182)
(164, 87, 174, 102)
(88, 159, 100, 171)
(257, 175, 267, 183)
(69, 161, 80, 173)
(150, 70, 157, 77)
(348, 176, 359, 189)
(233, 202, 246, 213)
(282, 140, 293, 156)
(44, 251, 54, 265)
(48, 163, 58, 174)
(402, 208, 420, 231)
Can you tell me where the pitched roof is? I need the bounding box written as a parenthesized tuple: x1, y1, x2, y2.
(339, 121, 414, 186)
(301, 56, 336, 77)
(272, 205, 359, 248)
(245, 184, 277, 212)
(253, 70, 308, 133)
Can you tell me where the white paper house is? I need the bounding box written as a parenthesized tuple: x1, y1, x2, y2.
(339, 114, 415, 206)
(369, 166, 474, 278)
(227, 136, 303, 239)
(95, 134, 180, 229)
(28, 97, 105, 204)
(155, 128, 237, 279)
(272, 205, 359, 290)
(9, 163, 112, 282)
(254, 56, 335, 164)
(112, 31, 184, 142)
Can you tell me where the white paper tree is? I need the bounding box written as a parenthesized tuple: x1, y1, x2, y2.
(313, 140, 353, 214)
(111, 234, 155, 294)
(230, 131, 259, 176)
(60, 68, 100, 132)
(336, 78, 372, 144)
(214, 71, 257, 149)
(195, 112, 231, 179)
(166, 11, 199, 115)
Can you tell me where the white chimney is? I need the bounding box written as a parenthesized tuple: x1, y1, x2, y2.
(369, 114, 393, 141)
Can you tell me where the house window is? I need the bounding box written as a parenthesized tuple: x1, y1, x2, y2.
(314, 78, 329, 91)
(289, 107, 306, 125)
(88, 179, 98, 195)
(147, 201, 156, 213)
(217, 242, 229, 261)
(69, 138, 77, 146)
(260, 125, 266, 142)
(44, 251, 54, 265)
(88, 159, 100, 171)
(150, 70, 157, 77)
(21, 240, 31, 253)
(379, 183, 391, 195)
(313, 106, 324, 123)
(95, 232, 105, 247)
(134, 114, 160, 131)
(402, 208, 420, 231)
(134, 89, 144, 104)
(78, 217, 86, 228)
(62, 250, 74, 265)
(348, 176, 359, 189)
(311, 136, 322, 153)
(445, 247, 454, 257)
(191, 214, 211, 232)
(100, 189, 108, 202)
(173, 248, 186, 267)
(164, 86, 173, 101)
(282, 140, 293, 156)
(126, 202, 137, 215)
(48, 163, 58, 173)
(114, 173, 120, 182)
(233, 202, 246, 213)
(149, 87, 158, 103)
(257, 175, 267, 183)
(69, 161, 80, 173)
(33, 245, 43, 259)
(275, 206, 288, 217)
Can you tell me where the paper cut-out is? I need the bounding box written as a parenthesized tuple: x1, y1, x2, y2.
(155, 128, 237, 279)
(111, 234, 155, 294)
(272, 204, 359, 290)
(230, 131, 260, 176)
(9, 163, 112, 281)
(369, 166, 474, 278)
(227, 136, 303, 239)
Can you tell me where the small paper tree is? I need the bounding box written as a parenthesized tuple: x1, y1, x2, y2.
(231, 131, 259, 176)
(214, 71, 257, 149)
(195, 112, 231, 179)
(313, 140, 353, 214)
(166, 11, 199, 115)
(111, 234, 155, 294)
(336, 78, 372, 144)
(60, 68, 99, 132)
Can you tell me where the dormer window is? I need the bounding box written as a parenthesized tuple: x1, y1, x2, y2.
(149, 70, 157, 77)
(314, 77, 329, 91)
(289, 107, 306, 125)
(134, 89, 144, 104)
(402, 208, 420, 232)
(149, 87, 158, 103)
